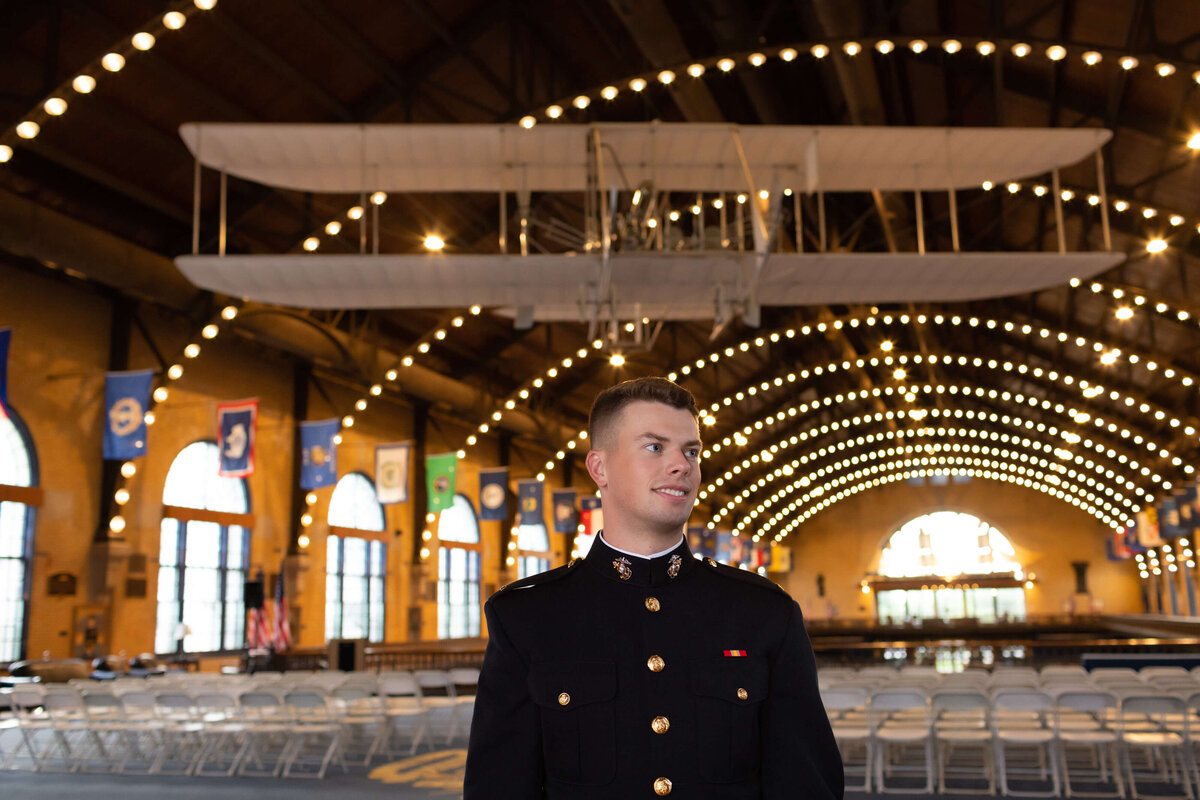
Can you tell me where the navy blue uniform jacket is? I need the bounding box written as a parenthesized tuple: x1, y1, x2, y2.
(463, 535, 844, 798)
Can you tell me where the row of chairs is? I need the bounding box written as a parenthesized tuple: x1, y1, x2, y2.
(821, 665, 1200, 696)
(825, 684, 1200, 798)
(0, 669, 478, 778)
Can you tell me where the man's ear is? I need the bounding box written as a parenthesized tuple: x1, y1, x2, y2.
(585, 449, 607, 488)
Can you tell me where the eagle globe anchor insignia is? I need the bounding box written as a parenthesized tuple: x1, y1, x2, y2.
(668, 554, 682, 578)
(613, 556, 632, 580)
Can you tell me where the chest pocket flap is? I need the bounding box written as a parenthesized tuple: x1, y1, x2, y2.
(529, 660, 616, 711)
(690, 656, 769, 705)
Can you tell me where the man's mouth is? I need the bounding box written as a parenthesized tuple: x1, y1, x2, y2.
(655, 488, 689, 498)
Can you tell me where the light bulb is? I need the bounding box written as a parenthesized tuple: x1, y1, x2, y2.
(121, 462, 137, 478)
(876, 39, 894, 54)
(102, 53, 126, 72)
(114, 489, 130, 505)
(325, 221, 342, 235)
(73, 75, 96, 93)
(1082, 50, 1101, 65)
(843, 41, 861, 56)
(687, 63, 705, 77)
(201, 324, 218, 339)
(0, 145, 10, 163)
(1156, 62, 1176, 77)
(302, 237, 319, 251)
(779, 48, 797, 61)
(221, 305, 238, 320)
(1046, 45, 1066, 61)
(371, 191, 387, 205)
(518, 115, 536, 128)
(15, 121, 39, 139)
(600, 85, 618, 100)
(167, 364, 183, 380)
(109, 515, 126, 534)
(610, 353, 625, 367)
(194, 0, 217, 9)
(811, 44, 829, 59)
(977, 41, 995, 56)
(131, 32, 156, 51)
(717, 58, 735, 71)
(909, 39, 927, 53)
(942, 39, 962, 54)
(546, 104, 563, 118)
(629, 77, 647, 91)
(748, 52, 766, 67)
(657, 69, 675, 84)
(424, 234, 445, 251)
(573, 95, 589, 109)
(44, 97, 67, 115)
(153, 387, 168, 403)
(1011, 43, 1030, 58)
(163, 11, 186, 29)
(1120, 56, 1138, 70)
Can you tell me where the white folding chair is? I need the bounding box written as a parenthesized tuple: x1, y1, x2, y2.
(378, 672, 428, 756)
(1054, 689, 1123, 798)
(41, 688, 94, 772)
(150, 691, 204, 775)
(192, 690, 246, 777)
(932, 689, 995, 795)
(332, 682, 389, 765)
(282, 689, 345, 779)
(870, 687, 934, 793)
(236, 690, 293, 777)
(1119, 694, 1193, 800)
(992, 688, 1061, 797)
(449, 667, 480, 743)
(823, 687, 871, 792)
(413, 670, 459, 745)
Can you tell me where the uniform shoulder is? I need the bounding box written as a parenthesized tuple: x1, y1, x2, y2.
(491, 558, 582, 599)
(701, 556, 791, 598)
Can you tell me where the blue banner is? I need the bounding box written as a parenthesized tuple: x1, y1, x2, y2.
(0, 326, 10, 413)
(716, 531, 733, 563)
(299, 418, 339, 489)
(217, 398, 257, 478)
(517, 480, 544, 527)
(1176, 485, 1199, 531)
(1159, 497, 1183, 540)
(478, 468, 508, 521)
(103, 369, 154, 461)
(552, 489, 577, 534)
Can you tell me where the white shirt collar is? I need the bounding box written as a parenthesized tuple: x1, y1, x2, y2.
(599, 531, 685, 561)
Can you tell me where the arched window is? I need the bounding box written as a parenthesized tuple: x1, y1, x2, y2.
(874, 511, 1026, 623)
(0, 409, 38, 662)
(516, 522, 550, 578)
(326, 473, 386, 642)
(156, 441, 251, 654)
(437, 493, 481, 639)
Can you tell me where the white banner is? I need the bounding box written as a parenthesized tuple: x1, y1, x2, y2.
(375, 442, 411, 504)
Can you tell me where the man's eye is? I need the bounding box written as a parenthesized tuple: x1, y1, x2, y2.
(686, 449, 699, 459)
(646, 443, 661, 452)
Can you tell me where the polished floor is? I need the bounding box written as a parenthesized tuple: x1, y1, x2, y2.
(0, 748, 979, 800)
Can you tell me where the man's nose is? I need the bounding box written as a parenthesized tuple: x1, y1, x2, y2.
(666, 450, 692, 474)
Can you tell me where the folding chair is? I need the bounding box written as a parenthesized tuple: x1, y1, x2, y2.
(151, 691, 204, 775)
(192, 690, 246, 776)
(932, 689, 995, 794)
(331, 683, 389, 765)
(870, 687, 934, 793)
(282, 689, 345, 779)
(378, 672, 428, 756)
(413, 670, 459, 745)
(1054, 690, 1123, 798)
(237, 690, 293, 777)
(1119, 694, 1193, 800)
(823, 686, 871, 792)
(992, 688, 1061, 797)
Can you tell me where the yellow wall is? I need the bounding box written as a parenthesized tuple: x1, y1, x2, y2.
(779, 478, 1144, 620)
(1, 259, 578, 661)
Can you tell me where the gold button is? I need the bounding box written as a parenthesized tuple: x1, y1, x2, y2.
(737, 687, 748, 700)
(557, 692, 570, 706)
(654, 777, 673, 796)
(645, 597, 661, 612)
(705, 557, 718, 567)
(651, 715, 670, 734)
(647, 655, 665, 672)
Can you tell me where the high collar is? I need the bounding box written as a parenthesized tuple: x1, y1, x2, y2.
(584, 531, 698, 586)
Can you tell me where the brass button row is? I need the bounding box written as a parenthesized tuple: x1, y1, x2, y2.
(645, 596, 661, 612)
(654, 776, 673, 796)
(647, 654, 665, 672)
(737, 687, 748, 700)
(651, 715, 670, 734)
(557, 692, 570, 706)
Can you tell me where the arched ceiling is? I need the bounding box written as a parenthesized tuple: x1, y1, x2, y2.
(3, 0, 1200, 540)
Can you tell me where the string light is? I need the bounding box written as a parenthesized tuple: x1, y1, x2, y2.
(909, 39, 927, 54)
(72, 75, 96, 93)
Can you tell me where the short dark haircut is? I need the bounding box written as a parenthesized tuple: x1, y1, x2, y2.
(588, 377, 699, 448)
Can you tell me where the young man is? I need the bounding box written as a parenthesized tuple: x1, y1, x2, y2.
(464, 377, 843, 799)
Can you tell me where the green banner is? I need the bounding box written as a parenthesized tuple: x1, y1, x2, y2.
(425, 452, 459, 513)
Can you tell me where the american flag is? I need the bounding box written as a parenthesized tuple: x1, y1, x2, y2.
(246, 568, 271, 650)
(272, 560, 292, 651)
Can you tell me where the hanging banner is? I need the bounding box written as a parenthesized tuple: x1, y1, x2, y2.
(517, 479, 545, 527)
(299, 418, 339, 489)
(1176, 484, 1199, 531)
(375, 442, 411, 504)
(0, 326, 10, 417)
(1136, 507, 1164, 547)
(580, 495, 603, 536)
(425, 452, 459, 513)
(478, 468, 509, 521)
(552, 489, 577, 534)
(217, 398, 258, 478)
(103, 369, 154, 461)
(716, 531, 734, 564)
(1159, 497, 1183, 540)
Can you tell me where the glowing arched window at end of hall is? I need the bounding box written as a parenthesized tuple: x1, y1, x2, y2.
(163, 441, 248, 514)
(0, 412, 33, 487)
(517, 522, 549, 552)
(878, 511, 1020, 578)
(438, 494, 480, 543)
(328, 473, 385, 531)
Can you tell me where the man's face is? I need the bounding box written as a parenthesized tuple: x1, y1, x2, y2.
(586, 400, 701, 538)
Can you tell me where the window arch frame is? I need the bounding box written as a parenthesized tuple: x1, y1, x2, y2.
(436, 493, 482, 639)
(155, 440, 253, 655)
(325, 471, 387, 643)
(0, 406, 39, 664)
(870, 510, 1027, 624)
